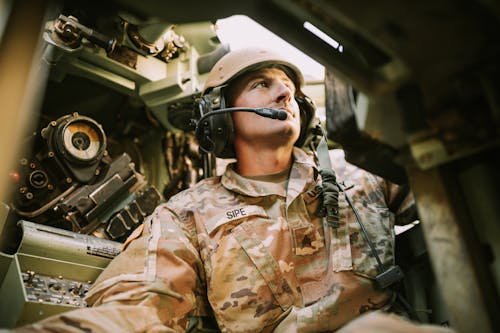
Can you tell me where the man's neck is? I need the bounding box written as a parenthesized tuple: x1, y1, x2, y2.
(235, 144, 294, 176)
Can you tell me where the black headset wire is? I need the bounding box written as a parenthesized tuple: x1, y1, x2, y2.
(342, 185, 420, 321)
(342, 186, 386, 272)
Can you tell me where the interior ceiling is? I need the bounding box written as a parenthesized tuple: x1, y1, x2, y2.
(112, 0, 500, 110)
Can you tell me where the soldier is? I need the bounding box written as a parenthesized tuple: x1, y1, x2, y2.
(11, 48, 454, 333)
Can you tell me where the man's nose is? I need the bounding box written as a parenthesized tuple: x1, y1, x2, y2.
(274, 81, 293, 103)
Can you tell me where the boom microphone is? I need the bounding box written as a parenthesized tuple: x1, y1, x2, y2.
(252, 108, 288, 120)
(194, 106, 289, 156)
(197, 107, 288, 125)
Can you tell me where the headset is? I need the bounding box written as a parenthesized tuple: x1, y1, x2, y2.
(193, 85, 317, 159)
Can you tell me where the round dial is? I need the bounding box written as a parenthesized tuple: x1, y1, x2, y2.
(61, 119, 104, 162)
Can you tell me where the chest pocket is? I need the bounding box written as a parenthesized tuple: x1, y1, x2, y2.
(231, 223, 295, 311)
(291, 187, 325, 257)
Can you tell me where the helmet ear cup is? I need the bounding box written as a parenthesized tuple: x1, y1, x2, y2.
(195, 88, 235, 158)
(295, 95, 319, 147)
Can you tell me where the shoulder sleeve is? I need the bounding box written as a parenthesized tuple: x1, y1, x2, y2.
(14, 204, 207, 332)
(329, 148, 418, 226)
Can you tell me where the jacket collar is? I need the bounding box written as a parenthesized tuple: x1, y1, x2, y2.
(221, 147, 318, 199)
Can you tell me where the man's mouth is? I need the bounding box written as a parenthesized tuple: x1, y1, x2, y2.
(274, 105, 293, 118)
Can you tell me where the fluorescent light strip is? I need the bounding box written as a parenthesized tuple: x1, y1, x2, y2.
(303, 21, 343, 52)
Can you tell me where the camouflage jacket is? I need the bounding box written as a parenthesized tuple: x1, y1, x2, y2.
(16, 148, 415, 333)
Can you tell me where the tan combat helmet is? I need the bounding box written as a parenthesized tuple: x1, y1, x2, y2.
(203, 48, 304, 93)
(197, 47, 320, 159)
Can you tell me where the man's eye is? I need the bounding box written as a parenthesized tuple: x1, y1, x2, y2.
(253, 81, 267, 88)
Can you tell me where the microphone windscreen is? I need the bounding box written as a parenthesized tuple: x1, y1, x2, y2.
(276, 110, 288, 120)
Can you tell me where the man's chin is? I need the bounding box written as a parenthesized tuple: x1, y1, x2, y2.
(274, 128, 300, 145)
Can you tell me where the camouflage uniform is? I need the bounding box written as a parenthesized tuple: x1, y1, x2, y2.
(16, 148, 415, 333)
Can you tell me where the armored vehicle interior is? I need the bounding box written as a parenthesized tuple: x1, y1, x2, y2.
(0, 0, 499, 331)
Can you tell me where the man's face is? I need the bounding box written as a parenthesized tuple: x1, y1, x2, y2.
(229, 67, 301, 148)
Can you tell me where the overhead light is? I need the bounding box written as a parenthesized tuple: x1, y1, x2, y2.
(303, 21, 343, 52)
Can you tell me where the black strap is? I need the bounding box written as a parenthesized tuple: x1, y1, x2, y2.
(314, 138, 419, 319)
(319, 169, 340, 228)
